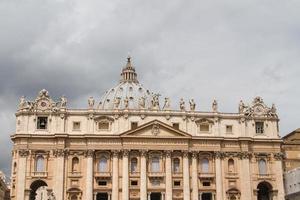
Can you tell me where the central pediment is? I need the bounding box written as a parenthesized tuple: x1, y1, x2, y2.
(120, 120, 192, 138)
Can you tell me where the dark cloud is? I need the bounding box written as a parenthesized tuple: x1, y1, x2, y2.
(1, 0, 300, 177)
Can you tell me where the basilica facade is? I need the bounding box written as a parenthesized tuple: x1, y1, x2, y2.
(11, 57, 285, 200)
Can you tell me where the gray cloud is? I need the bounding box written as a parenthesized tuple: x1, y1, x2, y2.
(0, 0, 300, 177)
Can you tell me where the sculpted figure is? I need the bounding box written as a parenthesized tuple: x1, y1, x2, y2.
(19, 96, 27, 109)
(163, 97, 171, 110)
(124, 97, 129, 109)
(212, 99, 218, 112)
(60, 95, 67, 107)
(189, 99, 196, 111)
(48, 192, 56, 200)
(88, 96, 95, 108)
(114, 97, 121, 109)
(238, 100, 245, 113)
(271, 103, 277, 113)
(38, 89, 49, 98)
(179, 98, 185, 111)
(151, 93, 160, 110)
(138, 96, 146, 109)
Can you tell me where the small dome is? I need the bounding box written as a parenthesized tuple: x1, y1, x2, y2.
(98, 56, 154, 110)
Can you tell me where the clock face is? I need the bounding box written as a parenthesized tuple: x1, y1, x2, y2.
(38, 100, 49, 110)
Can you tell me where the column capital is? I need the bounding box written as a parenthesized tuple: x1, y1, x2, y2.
(18, 149, 29, 157)
(182, 150, 189, 158)
(213, 151, 225, 159)
(237, 152, 252, 160)
(112, 150, 120, 157)
(191, 151, 198, 158)
(122, 149, 130, 157)
(139, 149, 148, 157)
(273, 152, 284, 161)
(85, 149, 94, 157)
(165, 150, 172, 158)
(53, 149, 68, 157)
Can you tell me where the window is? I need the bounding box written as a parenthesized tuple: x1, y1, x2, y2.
(36, 155, 44, 172)
(200, 124, 210, 132)
(98, 157, 108, 172)
(201, 158, 209, 173)
(70, 195, 78, 200)
(13, 162, 17, 173)
(174, 181, 181, 186)
(203, 181, 211, 186)
(131, 180, 138, 186)
(226, 125, 233, 134)
(258, 159, 267, 175)
(131, 158, 138, 172)
(73, 122, 81, 130)
(151, 157, 160, 172)
(98, 121, 110, 130)
(228, 159, 234, 172)
(37, 117, 48, 129)
(255, 122, 264, 134)
(172, 123, 179, 130)
(173, 158, 180, 173)
(98, 181, 107, 186)
(131, 122, 138, 130)
(72, 157, 79, 172)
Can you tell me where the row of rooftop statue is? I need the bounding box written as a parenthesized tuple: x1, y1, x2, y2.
(18, 89, 277, 117)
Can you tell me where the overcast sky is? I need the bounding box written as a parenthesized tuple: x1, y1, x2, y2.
(0, 0, 300, 177)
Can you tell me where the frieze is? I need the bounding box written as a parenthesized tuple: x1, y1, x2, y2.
(18, 149, 29, 157)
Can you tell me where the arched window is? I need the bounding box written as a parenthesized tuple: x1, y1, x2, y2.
(228, 159, 235, 173)
(258, 159, 267, 175)
(131, 158, 138, 172)
(173, 158, 180, 173)
(151, 157, 160, 172)
(36, 155, 44, 172)
(201, 158, 209, 173)
(72, 157, 79, 172)
(70, 194, 77, 200)
(99, 157, 108, 172)
(13, 162, 17, 173)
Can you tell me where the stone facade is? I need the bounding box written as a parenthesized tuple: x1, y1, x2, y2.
(0, 171, 10, 200)
(284, 167, 300, 200)
(282, 128, 300, 171)
(10, 57, 285, 200)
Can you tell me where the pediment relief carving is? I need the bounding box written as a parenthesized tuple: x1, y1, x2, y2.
(241, 96, 277, 118)
(195, 118, 214, 124)
(94, 116, 114, 122)
(120, 120, 191, 138)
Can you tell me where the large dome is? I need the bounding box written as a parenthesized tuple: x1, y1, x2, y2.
(98, 57, 154, 110)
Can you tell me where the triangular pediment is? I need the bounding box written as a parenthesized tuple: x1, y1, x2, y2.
(120, 120, 191, 138)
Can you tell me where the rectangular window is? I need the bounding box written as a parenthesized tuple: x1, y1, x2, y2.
(98, 121, 109, 130)
(203, 181, 211, 186)
(200, 124, 210, 132)
(226, 125, 233, 134)
(172, 123, 179, 130)
(37, 117, 48, 130)
(98, 181, 107, 186)
(131, 122, 138, 130)
(73, 122, 81, 130)
(174, 181, 181, 187)
(131, 180, 138, 186)
(255, 122, 264, 134)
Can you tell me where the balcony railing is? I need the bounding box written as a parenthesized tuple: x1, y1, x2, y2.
(129, 172, 140, 177)
(172, 172, 183, 177)
(256, 173, 274, 180)
(94, 172, 112, 178)
(148, 172, 164, 178)
(32, 171, 48, 178)
(225, 172, 238, 178)
(68, 172, 82, 177)
(198, 172, 215, 179)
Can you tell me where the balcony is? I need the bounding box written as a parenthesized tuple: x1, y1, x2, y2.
(32, 171, 48, 178)
(256, 173, 274, 180)
(198, 173, 215, 179)
(148, 172, 164, 178)
(129, 172, 140, 178)
(225, 172, 239, 179)
(94, 172, 112, 179)
(172, 172, 183, 178)
(68, 172, 82, 178)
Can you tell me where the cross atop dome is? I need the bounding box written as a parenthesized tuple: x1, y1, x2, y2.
(120, 56, 139, 83)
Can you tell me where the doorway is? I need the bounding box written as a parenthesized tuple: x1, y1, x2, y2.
(96, 193, 108, 200)
(150, 192, 161, 200)
(257, 182, 272, 200)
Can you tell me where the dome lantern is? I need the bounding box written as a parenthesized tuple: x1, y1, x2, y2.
(120, 56, 139, 83)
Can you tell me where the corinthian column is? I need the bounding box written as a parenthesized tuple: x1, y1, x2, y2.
(16, 150, 28, 200)
(112, 150, 119, 200)
(54, 149, 66, 200)
(183, 151, 190, 200)
(215, 152, 223, 200)
(85, 150, 94, 200)
(191, 152, 198, 200)
(122, 150, 129, 200)
(239, 152, 252, 200)
(140, 150, 147, 200)
(165, 151, 172, 200)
